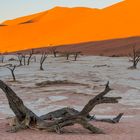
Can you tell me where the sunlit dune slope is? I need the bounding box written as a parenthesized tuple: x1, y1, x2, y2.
(0, 0, 140, 52)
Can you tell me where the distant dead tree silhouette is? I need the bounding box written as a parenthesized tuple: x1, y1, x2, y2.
(62, 51, 72, 60)
(73, 52, 81, 61)
(65, 52, 70, 60)
(32, 56, 36, 63)
(27, 49, 34, 65)
(128, 44, 140, 69)
(0, 53, 5, 63)
(63, 51, 81, 61)
(22, 54, 26, 65)
(48, 47, 58, 57)
(17, 53, 23, 66)
(1, 64, 18, 81)
(40, 51, 47, 70)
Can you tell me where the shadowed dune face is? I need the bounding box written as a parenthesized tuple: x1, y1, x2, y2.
(54, 36, 140, 56)
(13, 36, 140, 56)
(0, 0, 140, 52)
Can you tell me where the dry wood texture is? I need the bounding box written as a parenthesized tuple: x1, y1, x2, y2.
(0, 80, 122, 134)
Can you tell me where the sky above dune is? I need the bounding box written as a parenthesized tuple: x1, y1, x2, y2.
(0, 0, 123, 23)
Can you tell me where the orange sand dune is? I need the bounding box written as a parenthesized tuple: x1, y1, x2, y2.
(0, 0, 140, 52)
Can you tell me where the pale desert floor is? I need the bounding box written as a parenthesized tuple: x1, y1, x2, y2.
(0, 55, 140, 140)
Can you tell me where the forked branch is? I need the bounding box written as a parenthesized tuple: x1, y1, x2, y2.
(0, 80, 122, 134)
(80, 82, 121, 116)
(40, 51, 47, 70)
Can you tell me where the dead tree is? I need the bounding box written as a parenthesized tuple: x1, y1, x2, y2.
(0, 53, 5, 63)
(33, 56, 36, 63)
(66, 53, 70, 60)
(22, 54, 26, 65)
(3, 64, 17, 81)
(27, 49, 34, 65)
(40, 52, 47, 70)
(17, 53, 23, 66)
(49, 47, 58, 57)
(0, 81, 122, 134)
(61, 51, 71, 60)
(63, 52, 71, 60)
(129, 44, 140, 69)
(73, 52, 81, 61)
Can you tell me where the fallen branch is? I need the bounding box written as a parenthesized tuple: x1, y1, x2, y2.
(36, 80, 88, 87)
(40, 107, 123, 124)
(0, 80, 122, 134)
(1, 64, 20, 82)
(93, 64, 110, 68)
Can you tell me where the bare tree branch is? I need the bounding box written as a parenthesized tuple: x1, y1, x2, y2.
(17, 53, 23, 66)
(48, 47, 58, 57)
(0, 80, 122, 134)
(40, 51, 47, 70)
(27, 49, 34, 65)
(129, 44, 140, 69)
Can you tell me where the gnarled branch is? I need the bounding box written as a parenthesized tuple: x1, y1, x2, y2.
(0, 80, 122, 134)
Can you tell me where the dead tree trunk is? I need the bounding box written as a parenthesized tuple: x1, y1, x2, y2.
(5, 65, 17, 82)
(129, 44, 140, 69)
(73, 52, 81, 61)
(22, 55, 26, 65)
(27, 49, 34, 65)
(0, 80, 122, 134)
(0, 54, 5, 63)
(33, 56, 36, 62)
(64, 52, 70, 60)
(49, 47, 58, 57)
(40, 107, 123, 124)
(40, 52, 47, 70)
(17, 53, 23, 66)
(40, 107, 123, 125)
